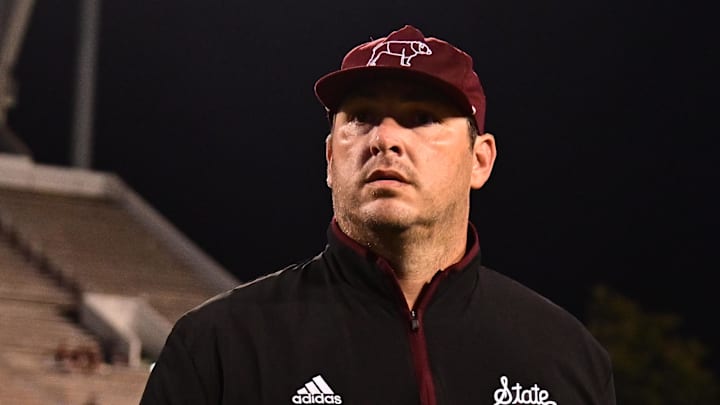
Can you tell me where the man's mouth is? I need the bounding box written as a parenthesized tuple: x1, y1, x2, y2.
(366, 170, 408, 184)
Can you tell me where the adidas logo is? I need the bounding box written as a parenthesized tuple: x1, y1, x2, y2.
(291, 375, 343, 404)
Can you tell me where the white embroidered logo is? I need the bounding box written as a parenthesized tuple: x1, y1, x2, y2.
(291, 375, 343, 404)
(493, 375, 557, 405)
(367, 40, 432, 67)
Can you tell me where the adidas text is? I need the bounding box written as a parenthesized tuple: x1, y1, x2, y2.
(291, 394, 342, 404)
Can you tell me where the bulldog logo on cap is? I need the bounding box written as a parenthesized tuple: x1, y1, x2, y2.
(314, 25, 488, 133)
(367, 40, 432, 67)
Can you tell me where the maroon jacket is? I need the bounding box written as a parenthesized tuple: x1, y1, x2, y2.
(140, 220, 616, 405)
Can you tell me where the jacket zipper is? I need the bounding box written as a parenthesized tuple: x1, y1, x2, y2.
(380, 263, 443, 405)
(407, 304, 437, 405)
(410, 310, 420, 331)
(406, 268, 457, 405)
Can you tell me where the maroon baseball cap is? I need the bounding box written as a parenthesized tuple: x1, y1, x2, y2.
(314, 25, 487, 132)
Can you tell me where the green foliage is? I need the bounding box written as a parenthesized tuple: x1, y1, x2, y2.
(585, 285, 719, 404)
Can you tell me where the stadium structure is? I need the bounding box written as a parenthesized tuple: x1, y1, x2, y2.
(1, 2, 240, 402)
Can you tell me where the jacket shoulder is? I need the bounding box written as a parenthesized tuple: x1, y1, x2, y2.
(479, 265, 586, 328)
(174, 253, 324, 331)
(478, 266, 613, 383)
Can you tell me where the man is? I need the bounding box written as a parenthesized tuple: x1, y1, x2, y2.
(140, 25, 616, 404)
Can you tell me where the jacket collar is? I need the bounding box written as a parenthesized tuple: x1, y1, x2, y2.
(323, 218, 483, 309)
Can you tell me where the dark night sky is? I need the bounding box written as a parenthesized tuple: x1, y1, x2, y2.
(6, 0, 718, 369)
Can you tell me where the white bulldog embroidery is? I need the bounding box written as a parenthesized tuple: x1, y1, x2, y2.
(367, 40, 432, 67)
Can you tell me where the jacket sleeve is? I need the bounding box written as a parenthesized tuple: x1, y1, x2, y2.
(602, 369, 617, 405)
(139, 324, 209, 405)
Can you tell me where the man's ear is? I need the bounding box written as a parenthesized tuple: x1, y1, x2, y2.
(325, 133, 333, 188)
(470, 133, 497, 189)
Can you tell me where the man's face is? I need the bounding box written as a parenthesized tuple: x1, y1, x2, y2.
(326, 79, 495, 234)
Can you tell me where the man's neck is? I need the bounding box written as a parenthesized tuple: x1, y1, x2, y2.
(340, 219, 468, 309)
(382, 235, 466, 309)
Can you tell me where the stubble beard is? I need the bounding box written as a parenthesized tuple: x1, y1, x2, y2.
(333, 186, 441, 246)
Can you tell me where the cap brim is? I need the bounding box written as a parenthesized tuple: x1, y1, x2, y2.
(314, 66, 474, 116)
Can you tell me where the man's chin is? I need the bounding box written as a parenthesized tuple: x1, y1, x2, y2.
(359, 207, 415, 231)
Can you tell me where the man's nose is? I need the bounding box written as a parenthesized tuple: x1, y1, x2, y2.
(369, 117, 405, 156)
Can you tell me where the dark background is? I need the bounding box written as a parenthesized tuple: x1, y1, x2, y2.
(7, 0, 718, 371)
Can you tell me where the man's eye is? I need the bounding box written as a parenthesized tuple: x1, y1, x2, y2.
(348, 110, 374, 124)
(411, 111, 439, 126)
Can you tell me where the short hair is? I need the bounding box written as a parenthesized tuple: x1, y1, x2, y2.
(467, 118, 479, 144)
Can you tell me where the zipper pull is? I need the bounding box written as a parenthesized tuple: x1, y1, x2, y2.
(410, 310, 419, 331)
